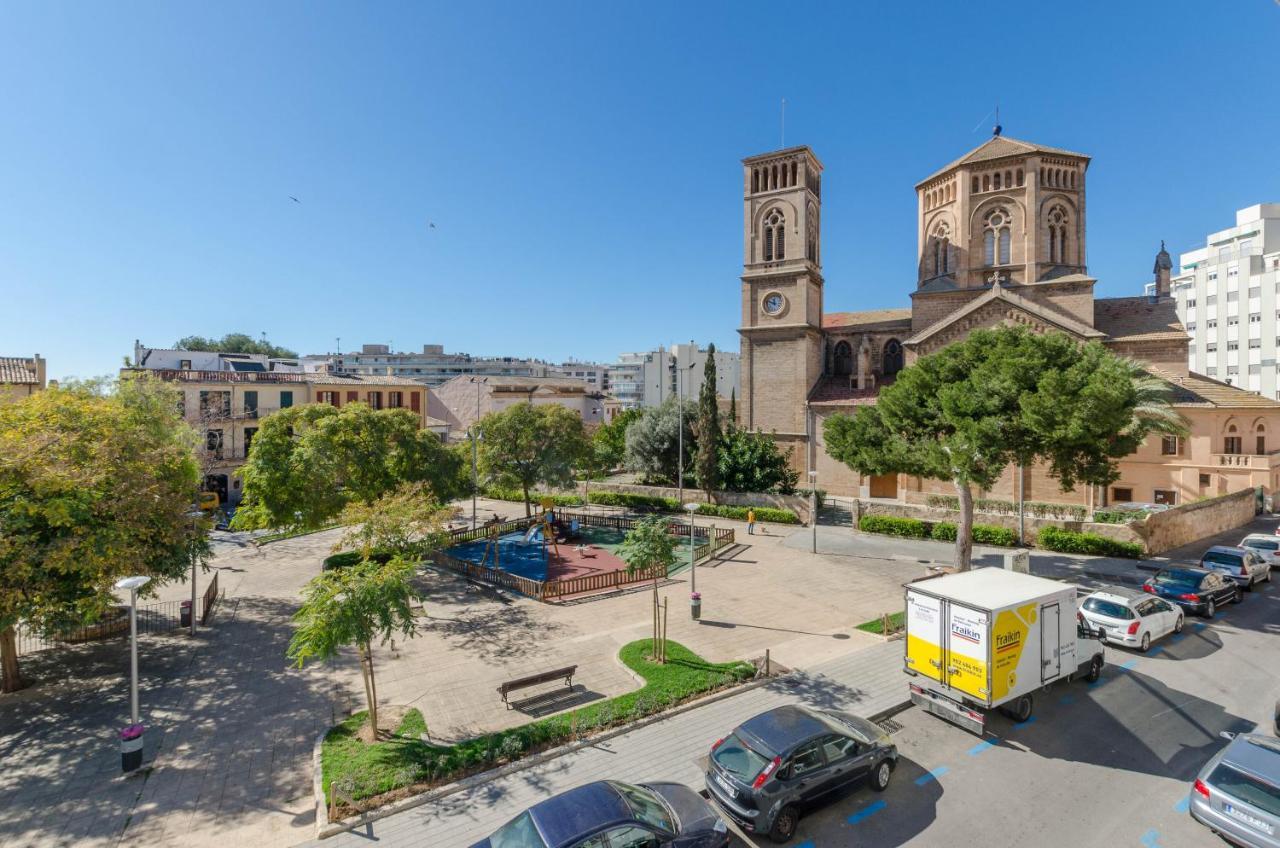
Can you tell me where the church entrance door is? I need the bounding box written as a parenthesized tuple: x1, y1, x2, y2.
(868, 474, 898, 499)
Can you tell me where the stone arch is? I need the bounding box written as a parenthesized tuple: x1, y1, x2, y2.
(833, 340, 853, 376)
(883, 339, 904, 377)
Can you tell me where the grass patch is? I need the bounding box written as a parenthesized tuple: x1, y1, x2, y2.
(320, 638, 754, 818)
(856, 611, 905, 635)
(254, 523, 342, 545)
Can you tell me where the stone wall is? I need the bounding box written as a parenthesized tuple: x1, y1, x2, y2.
(587, 480, 811, 523)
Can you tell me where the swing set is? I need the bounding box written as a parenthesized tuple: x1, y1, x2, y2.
(478, 497, 560, 570)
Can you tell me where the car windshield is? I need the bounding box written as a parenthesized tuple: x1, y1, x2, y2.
(1154, 571, 1201, 589)
(610, 782, 674, 833)
(1201, 551, 1242, 567)
(1209, 763, 1280, 817)
(712, 732, 771, 781)
(1083, 598, 1133, 619)
(1243, 538, 1279, 551)
(487, 811, 548, 848)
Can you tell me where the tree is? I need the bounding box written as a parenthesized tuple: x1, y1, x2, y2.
(591, 407, 642, 475)
(0, 375, 207, 691)
(728, 389, 737, 429)
(335, 483, 455, 561)
(694, 344, 722, 497)
(825, 326, 1176, 570)
(717, 427, 799, 494)
(616, 515, 679, 663)
(624, 397, 696, 486)
(174, 332, 298, 359)
(477, 403, 590, 516)
(232, 403, 463, 532)
(286, 558, 420, 736)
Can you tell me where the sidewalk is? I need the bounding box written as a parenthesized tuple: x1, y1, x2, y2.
(307, 639, 909, 848)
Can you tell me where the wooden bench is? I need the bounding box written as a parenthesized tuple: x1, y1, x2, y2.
(498, 665, 577, 708)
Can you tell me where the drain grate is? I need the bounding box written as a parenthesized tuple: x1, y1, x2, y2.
(877, 717, 904, 734)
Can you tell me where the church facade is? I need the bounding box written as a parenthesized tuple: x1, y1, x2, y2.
(738, 134, 1280, 507)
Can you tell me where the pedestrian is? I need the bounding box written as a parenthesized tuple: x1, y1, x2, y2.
(747, 508, 755, 535)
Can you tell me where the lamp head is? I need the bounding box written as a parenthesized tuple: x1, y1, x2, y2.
(684, 503, 699, 513)
(115, 576, 151, 592)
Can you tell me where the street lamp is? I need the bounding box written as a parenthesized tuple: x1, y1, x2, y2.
(809, 470, 818, 554)
(115, 574, 151, 772)
(185, 508, 205, 637)
(685, 502, 701, 619)
(469, 377, 487, 530)
(676, 360, 696, 507)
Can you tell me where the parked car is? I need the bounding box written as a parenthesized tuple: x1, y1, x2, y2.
(1240, 534, 1280, 570)
(468, 780, 729, 848)
(1079, 588, 1184, 652)
(705, 704, 897, 843)
(1200, 545, 1272, 591)
(1189, 732, 1280, 847)
(1143, 566, 1241, 618)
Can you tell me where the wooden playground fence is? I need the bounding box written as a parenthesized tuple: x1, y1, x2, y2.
(540, 563, 668, 601)
(432, 550, 547, 599)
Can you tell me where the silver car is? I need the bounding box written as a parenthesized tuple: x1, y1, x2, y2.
(1240, 534, 1280, 570)
(1190, 732, 1280, 847)
(1200, 545, 1271, 592)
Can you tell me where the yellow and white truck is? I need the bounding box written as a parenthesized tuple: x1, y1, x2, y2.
(904, 567, 1105, 733)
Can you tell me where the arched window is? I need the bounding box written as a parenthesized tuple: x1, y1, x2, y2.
(1049, 228, 1057, 263)
(1070, 171, 1077, 188)
(752, 169, 759, 193)
(791, 162, 798, 186)
(993, 172, 1002, 190)
(932, 224, 950, 276)
(983, 174, 990, 191)
(972, 176, 979, 193)
(1039, 167, 1045, 183)
(883, 339, 904, 377)
(1005, 170, 1012, 188)
(1016, 168, 1024, 186)
(833, 341, 853, 376)
(984, 208, 1011, 266)
(771, 165, 778, 190)
(1047, 205, 1070, 264)
(806, 207, 818, 262)
(1257, 423, 1267, 455)
(763, 209, 785, 261)
(776, 222, 785, 260)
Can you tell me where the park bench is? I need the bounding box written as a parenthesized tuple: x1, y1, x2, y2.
(498, 665, 577, 708)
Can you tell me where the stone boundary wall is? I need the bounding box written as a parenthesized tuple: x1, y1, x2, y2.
(585, 481, 811, 524)
(856, 486, 1260, 555)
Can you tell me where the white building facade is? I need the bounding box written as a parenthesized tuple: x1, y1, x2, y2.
(1172, 204, 1280, 397)
(607, 343, 740, 410)
(312, 344, 553, 386)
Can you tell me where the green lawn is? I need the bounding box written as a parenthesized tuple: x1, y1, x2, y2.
(855, 610, 905, 635)
(321, 639, 754, 815)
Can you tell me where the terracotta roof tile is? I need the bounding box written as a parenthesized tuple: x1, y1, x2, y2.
(1148, 367, 1280, 409)
(822, 308, 913, 331)
(1093, 297, 1188, 343)
(0, 357, 40, 384)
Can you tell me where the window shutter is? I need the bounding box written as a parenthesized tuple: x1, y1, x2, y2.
(410, 391, 420, 412)
(347, 391, 358, 403)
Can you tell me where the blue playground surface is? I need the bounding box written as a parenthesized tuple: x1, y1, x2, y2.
(446, 530, 554, 582)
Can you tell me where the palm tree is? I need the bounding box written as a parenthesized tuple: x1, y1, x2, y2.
(1122, 360, 1189, 439)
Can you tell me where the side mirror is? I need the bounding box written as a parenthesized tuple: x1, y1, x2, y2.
(1220, 731, 1237, 742)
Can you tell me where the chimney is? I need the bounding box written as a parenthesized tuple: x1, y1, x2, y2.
(33, 354, 46, 388)
(1153, 240, 1173, 300)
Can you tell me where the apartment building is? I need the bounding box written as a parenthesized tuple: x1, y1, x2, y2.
(308, 343, 553, 387)
(0, 354, 46, 403)
(548, 360, 610, 393)
(1171, 204, 1280, 396)
(607, 343, 740, 410)
(429, 374, 606, 434)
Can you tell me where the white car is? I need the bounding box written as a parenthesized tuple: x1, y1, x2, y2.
(1239, 534, 1280, 569)
(1079, 588, 1184, 653)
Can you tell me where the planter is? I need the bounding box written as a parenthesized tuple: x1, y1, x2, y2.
(120, 724, 144, 772)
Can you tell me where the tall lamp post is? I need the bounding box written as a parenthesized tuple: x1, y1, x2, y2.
(676, 359, 696, 507)
(809, 470, 818, 554)
(185, 508, 204, 637)
(469, 377, 487, 530)
(685, 502, 701, 619)
(115, 575, 151, 772)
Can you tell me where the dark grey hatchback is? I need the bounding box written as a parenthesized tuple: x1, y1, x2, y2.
(705, 705, 897, 843)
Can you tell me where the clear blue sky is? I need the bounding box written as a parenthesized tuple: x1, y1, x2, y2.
(3, 2, 1279, 382)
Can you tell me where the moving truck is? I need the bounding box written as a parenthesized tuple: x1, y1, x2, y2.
(904, 568, 1105, 734)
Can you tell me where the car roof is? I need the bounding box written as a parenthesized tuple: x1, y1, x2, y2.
(1085, 588, 1144, 604)
(1221, 734, 1280, 780)
(1239, 534, 1277, 543)
(1202, 545, 1247, 556)
(1157, 565, 1211, 576)
(527, 781, 632, 847)
(738, 705, 833, 755)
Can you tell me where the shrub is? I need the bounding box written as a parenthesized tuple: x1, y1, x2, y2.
(793, 488, 827, 510)
(323, 549, 395, 570)
(1091, 509, 1150, 524)
(697, 503, 800, 524)
(928, 522, 1016, 546)
(1036, 527, 1143, 558)
(588, 491, 678, 510)
(923, 494, 1087, 521)
(483, 487, 584, 507)
(859, 515, 929, 538)
(585, 492, 801, 524)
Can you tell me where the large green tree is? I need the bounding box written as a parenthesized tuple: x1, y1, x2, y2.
(694, 344, 722, 497)
(824, 325, 1179, 570)
(0, 375, 207, 691)
(477, 403, 590, 516)
(717, 427, 798, 494)
(174, 333, 298, 359)
(624, 397, 696, 486)
(232, 403, 463, 532)
(591, 407, 642, 475)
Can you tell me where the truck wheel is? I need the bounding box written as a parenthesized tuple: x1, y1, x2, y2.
(1004, 695, 1033, 723)
(1085, 656, 1102, 683)
(768, 805, 798, 843)
(871, 760, 892, 792)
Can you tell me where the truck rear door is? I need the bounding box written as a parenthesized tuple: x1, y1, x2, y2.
(905, 590, 944, 683)
(1041, 602, 1061, 681)
(944, 603, 991, 702)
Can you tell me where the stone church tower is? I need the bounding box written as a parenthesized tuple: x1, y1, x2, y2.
(737, 146, 824, 461)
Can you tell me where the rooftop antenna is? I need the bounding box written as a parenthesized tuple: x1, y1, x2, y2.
(336, 336, 341, 354)
(993, 103, 1002, 137)
(780, 98, 786, 148)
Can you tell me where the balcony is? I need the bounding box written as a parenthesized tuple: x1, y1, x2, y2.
(1212, 451, 1280, 470)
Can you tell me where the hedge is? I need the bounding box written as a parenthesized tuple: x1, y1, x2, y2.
(1036, 527, 1144, 558)
(927, 522, 1018, 546)
(859, 515, 929, 538)
(924, 494, 1088, 522)
(482, 487, 584, 507)
(1091, 509, 1152, 525)
(323, 549, 395, 570)
(585, 492, 801, 524)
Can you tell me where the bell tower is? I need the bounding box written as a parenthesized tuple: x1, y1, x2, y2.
(738, 146, 824, 458)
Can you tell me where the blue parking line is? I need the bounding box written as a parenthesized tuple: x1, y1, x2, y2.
(1193, 622, 1206, 631)
(847, 799, 887, 824)
(1119, 660, 1136, 671)
(1170, 633, 1185, 643)
(1147, 646, 1164, 656)
(1059, 694, 1076, 705)
(914, 766, 949, 785)
(1173, 796, 1190, 813)
(1015, 715, 1037, 728)
(968, 738, 998, 756)
(795, 842, 816, 848)
(1140, 828, 1164, 847)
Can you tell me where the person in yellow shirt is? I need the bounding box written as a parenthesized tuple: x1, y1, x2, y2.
(747, 508, 756, 535)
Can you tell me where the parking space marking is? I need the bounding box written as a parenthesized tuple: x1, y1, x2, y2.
(846, 799, 887, 824)
(913, 766, 949, 785)
(967, 738, 998, 756)
(795, 842, 815, 848)
(1059, 694, 1075, 705)
(1193, 622, 1206, 631)
(1119, 660, 1137, 671)
(1147, 646, 1164, 656)
(1169, 633, 1185, 643)
(1014, 715, 1036, 728)
(1173, 796, 1190, 814)
(1140, 828, 1165, 847)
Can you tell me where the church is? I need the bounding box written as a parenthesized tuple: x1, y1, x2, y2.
(737, 132, 1280, 508)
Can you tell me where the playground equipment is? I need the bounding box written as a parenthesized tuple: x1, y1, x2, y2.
(519, 498, 561, 560)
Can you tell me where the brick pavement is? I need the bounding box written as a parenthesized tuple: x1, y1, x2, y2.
(309, 639, 909, 848)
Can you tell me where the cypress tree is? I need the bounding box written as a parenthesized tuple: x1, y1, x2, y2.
(694, 344, 722, 497)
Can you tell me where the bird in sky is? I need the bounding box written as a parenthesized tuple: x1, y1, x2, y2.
(289, 196, 300, 203)
(428, 221, 436, 229)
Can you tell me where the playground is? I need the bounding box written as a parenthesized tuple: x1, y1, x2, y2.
(445, 517, 639, 584)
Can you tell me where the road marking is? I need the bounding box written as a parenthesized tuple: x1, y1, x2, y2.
(1015, 715, 1037, 728)
(1193, 622, 1206, 631)
(1140, 828, 1165, 847)
(1173, 796, 1190, 814)
(1059, 695, 1076, 705)
(914, 766, 949, 785)
(1151, 698, 1197, 720)
(847, 799, 887, 824)
(1147, 646, 1164, 656)
(796, 843, 815, 848)
(1170, 633, 1185, 643)
(1119, 660, 1136, 671)
(968, 738, 998, 756)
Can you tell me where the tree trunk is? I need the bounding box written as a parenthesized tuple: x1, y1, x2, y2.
(360, 643, 379, 736)
(954, 479, 974, 571)
(1016, 462, 1026, 546)
(0, 625, 22, 693)
(522, 482, 531, 518)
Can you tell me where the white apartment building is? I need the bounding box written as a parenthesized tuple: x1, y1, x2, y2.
(607, 343, 741, 410)
(309, 344, 552, 386)
(1172, 204, 1280, 397)
(548, 360, 610, 393)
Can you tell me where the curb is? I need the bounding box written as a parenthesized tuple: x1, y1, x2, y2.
(312, 671, 782, 839)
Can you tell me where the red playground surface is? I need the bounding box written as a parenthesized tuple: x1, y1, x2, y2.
(544, 543, 628, 582)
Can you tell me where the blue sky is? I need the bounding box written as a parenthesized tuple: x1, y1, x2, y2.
(3, 2, 1279, 382)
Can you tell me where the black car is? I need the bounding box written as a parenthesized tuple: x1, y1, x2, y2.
(705, 705, 897, 843)
(468, 780, 729, 848)
(1143, 566, 1241, 619)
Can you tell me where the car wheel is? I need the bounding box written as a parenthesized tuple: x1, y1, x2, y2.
(1140, 632, 1151, 653)
(1244, 578, 1254, 593)
(1267, 569, 1272, 583)
(1204, 599, 1216, 619)
(1085, 656, 1103, 683)
(1174, 615, 1184, 634)
(871, 760, 892, 792)
(1234, 587, 1244, 604)
(768, 805, 798, 844)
